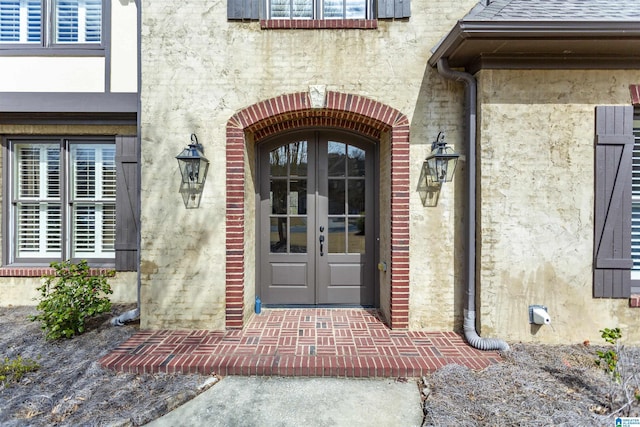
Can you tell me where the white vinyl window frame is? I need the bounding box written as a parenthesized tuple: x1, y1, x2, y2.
(632, 118, 640, 280)
(7, 137, 116, 266)
(0, 0, 103, 50)
(268, 0, 370, 19)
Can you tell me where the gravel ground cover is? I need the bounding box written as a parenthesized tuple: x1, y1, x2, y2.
(2, 305, 639, 426)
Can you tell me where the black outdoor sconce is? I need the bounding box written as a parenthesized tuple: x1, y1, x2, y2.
(424, 132, 460, 184)
(176, 134, 210, 209)
(417, 132, 461, 207)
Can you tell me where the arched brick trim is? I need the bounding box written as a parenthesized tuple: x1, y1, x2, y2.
(225, 91, 410, 329)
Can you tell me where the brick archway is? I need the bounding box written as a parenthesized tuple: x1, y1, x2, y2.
(225, 91, 410, 329)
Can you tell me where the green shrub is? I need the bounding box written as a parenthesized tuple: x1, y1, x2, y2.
(30, 260, 114, 340)
(0, 356, 39, 387)
(596, 327, 622, 382)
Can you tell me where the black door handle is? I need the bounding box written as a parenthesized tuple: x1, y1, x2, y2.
(319, 234, 325, 256)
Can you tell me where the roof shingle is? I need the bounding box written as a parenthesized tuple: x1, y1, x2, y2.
(467, 0, 640, 21)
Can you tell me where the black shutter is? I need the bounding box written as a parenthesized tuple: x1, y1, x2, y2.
(594, 106, 634, 298)
(115, 135, 139, 272)
(228, 0, 259, 20)
(377, 0, 410, 19)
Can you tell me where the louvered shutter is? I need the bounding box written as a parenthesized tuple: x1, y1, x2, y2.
(70, 144, 115, 258)
(377, 0, 409, 19)
(228, 0, 259, 20)
(15, 143, 62, 258)
(55, 0, 101, 44)
(594, 105, 634, 298)
(0, 0, 41, 43)
(115, 135, 139, 271)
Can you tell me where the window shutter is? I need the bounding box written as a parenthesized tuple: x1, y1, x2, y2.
(594, 105, 634, 298)
(377, 0, 409, 19)
(227, 0, 259, 20)
(115, 135, 139, 271)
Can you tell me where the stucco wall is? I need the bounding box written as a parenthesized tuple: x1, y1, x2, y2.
(476, 69, 639, 344)
(139, 0, 474, 329)
(0, 0, 137, 93)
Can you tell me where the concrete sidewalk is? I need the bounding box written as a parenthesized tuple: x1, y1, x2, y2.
(146, 376, 424, 427)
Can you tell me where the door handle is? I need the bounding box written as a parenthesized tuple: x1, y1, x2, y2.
(319, 234, 325, 256)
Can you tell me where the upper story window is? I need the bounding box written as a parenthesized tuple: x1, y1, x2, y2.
(269, 0, 368, 19)
(0, 0, 102, 46)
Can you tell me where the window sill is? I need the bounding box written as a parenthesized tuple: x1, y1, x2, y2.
(0, 266, 114, 277)
(260, 19, 377, 29)
(0, 47, 106, 57)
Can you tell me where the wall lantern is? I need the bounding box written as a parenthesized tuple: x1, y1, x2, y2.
(423, 132, 460, 184)
(176, 134, 210, 209)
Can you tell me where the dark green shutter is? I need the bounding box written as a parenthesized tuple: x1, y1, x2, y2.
(594, 106, 634, 298)
(115, 135, 139, 272)
(377, 0, 410, 19)
(228, 0, 259, 20)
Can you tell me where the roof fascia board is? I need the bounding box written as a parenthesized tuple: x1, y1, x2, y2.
(429, 20, 640, 68)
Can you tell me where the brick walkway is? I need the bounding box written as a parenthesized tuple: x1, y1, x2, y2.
(100, 308, 502, 378)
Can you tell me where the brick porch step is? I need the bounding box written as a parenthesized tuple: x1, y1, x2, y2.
(100, 308, 502, 377)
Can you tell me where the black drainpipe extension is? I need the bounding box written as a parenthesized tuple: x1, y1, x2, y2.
(436, 58, 509, 351)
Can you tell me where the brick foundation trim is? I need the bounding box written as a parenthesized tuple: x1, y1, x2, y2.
(630, 295, 640, 307)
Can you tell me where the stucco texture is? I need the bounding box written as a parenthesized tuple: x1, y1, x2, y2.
(139, 0, 475, 330)
(476, 69, 640, 344)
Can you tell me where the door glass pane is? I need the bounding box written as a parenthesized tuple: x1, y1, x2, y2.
(290, 179, 306, 215)
(328, 141, 345, 177)
(328, 179, 345, 215)
(348, 217, 365, 254)
(290, 217, 307, 253)
(347, 179, 364, 214)
(328, 217, 345, 253)
(270, 217, 287, 253)
(270, 146, 288, 176)
(289, 141, 308, 176)
(271, 179, 287, 214)
(347, 145, 365, 177)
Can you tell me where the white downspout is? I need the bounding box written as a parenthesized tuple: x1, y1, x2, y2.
(436, 58, 509, 351)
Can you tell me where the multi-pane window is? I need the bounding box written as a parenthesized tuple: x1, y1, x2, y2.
(10, 139, 115, 263)
(632, 119, 640, 279)
(269, 0, 368, 19)
(0, 0, 102, 45)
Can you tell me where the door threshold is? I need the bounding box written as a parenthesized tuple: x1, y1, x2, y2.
(263, 304, 376, 309)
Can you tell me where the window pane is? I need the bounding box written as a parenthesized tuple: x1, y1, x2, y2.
(72, 202, 115, 257)
(347, 145, 365, 176)
(328, 179, 345, 215)
(289, 217, 307, 253)
(292, 0, 312, 18)
(0, 0, 41, 43)
(289, 179, 306, 215)
(328, 217, 345, 253)
(55, 0, 101, 44)
(347, 217, 365, 254)
(71, 144, 115, 200)
(16, 144, 60, 200)
(328, 141, 346, 177)
(347, 179, 364, 214)
(16, 202, 62, 257)
(345, 0, 365, 18)
(323, 0, 342, 18)
(270, 0, 290, 18)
